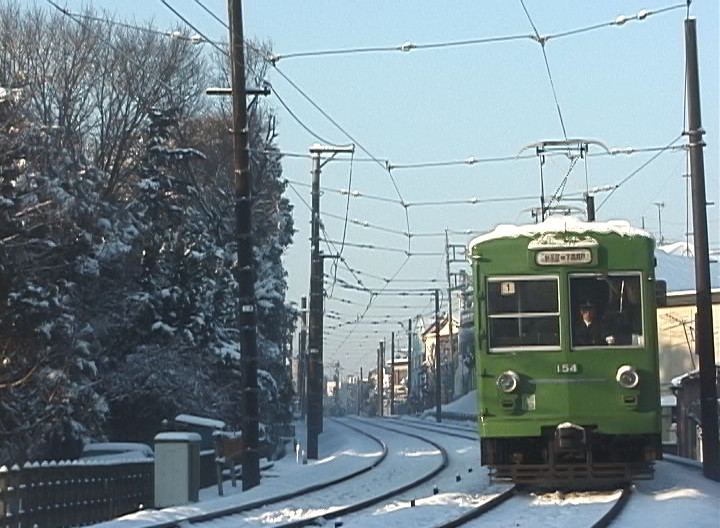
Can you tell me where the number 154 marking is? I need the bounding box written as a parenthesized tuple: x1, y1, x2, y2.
(556, 363, 579, 374)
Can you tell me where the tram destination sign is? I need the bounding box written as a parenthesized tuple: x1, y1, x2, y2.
(535, 249, 592, 266)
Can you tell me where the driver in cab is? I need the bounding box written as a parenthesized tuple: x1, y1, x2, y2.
(574, 300, 615, 346)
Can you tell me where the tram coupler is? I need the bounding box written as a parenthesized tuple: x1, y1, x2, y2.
(555, 422, 587, 450)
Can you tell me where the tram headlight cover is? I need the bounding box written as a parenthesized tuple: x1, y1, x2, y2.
(496, 371, 520, 393)
(616, 365, 639, 389)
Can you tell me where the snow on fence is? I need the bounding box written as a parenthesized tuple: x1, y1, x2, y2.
(0, 459, 153, 528)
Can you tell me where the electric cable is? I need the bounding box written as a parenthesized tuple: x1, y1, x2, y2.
(519, 0, 568, 140)
(597, 134, 685, 211)
(269, 4, 687, 62)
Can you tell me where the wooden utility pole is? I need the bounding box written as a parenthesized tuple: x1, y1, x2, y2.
(228, 0, 259, 490)
(685, 17, 719, 481)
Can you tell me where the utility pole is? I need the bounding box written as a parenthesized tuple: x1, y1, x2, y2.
(407, 318, 412, 413)
(358, 367, 363, 416)
(376, 346, 381, 416)
(299, 297, 307, 419)
(446, 237, 466, 400)
(379, 340, 385, 417)
(390, 331, 395, 415)
(444, 231, 455, 399)
(333, 361, 340, 408)
(434, 289, 442, 423)
(685, 17, 719, 481)
(228, 0, 259, 490)
(306, 144, 353, 459)
(654, 201, 665, 245)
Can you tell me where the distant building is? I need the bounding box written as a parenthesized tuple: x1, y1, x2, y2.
(656, 289, 720, 394)
(421, 315, 458, 404)
(670, 365, 720, 460)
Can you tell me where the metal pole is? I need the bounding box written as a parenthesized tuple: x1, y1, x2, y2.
(685, 17, 720, 481)
(358, 367, 363, 416)
(307, 144, 353, 439)
(299, 297, 307, 419)
(376, 347, 381, 416)
(228, 0, 259, 490)
(407, 318, 412, 413)
(445, 231, 456, 400)
(307, 152, 323, 459)
(390, 332, 395, 415)
(434, 289, 442, 423)
(379, 341, 385, 417)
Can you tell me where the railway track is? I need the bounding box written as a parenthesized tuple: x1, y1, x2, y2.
(140, 416, 640, 528)
(141, 418, 387, 528)
(433, 485, 632, 528)
(373, 418, 633, 528)
(158, 417, 448, 528)
(384, 416, 479, 440)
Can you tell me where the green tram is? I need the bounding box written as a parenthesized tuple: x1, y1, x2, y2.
(470, 217, 664, 487)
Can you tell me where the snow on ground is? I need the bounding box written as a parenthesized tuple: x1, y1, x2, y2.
(90, 419, 382, 527)
(217, 419, 443, 527)
(418, 389, 477, 421)
(619, 459, 720, 526)
(90, 412, 719, 528)
(335, 418, 504, 528)
(441, 390, 477, 415)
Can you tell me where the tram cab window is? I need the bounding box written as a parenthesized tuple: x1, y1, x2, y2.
(487, 277, 560, 350)
(570, 273, 643, 348)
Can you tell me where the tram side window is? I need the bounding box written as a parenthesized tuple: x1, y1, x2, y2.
(570, 273, 643, 348)
(487, 278, 560, 350)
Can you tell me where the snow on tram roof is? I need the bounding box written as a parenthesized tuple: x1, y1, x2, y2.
(469, 216, 652, 249)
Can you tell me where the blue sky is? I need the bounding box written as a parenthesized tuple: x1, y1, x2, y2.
(24, 1, 719, 374)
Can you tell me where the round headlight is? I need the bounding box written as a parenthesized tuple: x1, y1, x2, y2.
(496, 371, 520, 393)
(616, 365, 639, 389)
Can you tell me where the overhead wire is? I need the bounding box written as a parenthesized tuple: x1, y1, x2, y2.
(596, 135, 685, 211)
(48, 4, 224, 45)
(158, 0, 352, 148)
(519, 0, 568, 140)
(285, 180, 370, 292)
(185, 2, 418, 306)
(261, 142, 686, 169)
(268, 3, 687, 62)
(156, 0, 692, 370)
(46, 0, 179, 99)
(269, 64, 413, 251)
(329, 149, 356, 296)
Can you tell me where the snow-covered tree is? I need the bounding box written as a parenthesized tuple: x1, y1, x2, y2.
(0, 3, 297, 460)
(0, 84, 106, 463)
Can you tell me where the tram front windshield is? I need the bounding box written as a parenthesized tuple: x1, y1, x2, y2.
(487, 277, 560, 350)
(570, 273, 644, 348)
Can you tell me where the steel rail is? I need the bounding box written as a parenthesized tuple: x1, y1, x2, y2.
(432, 487, 517, 528)
(270, 417, 450, 528)
(589, 485, 633, 528)
(384, 416, 479, 439)
(147, 418, 387, 528)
